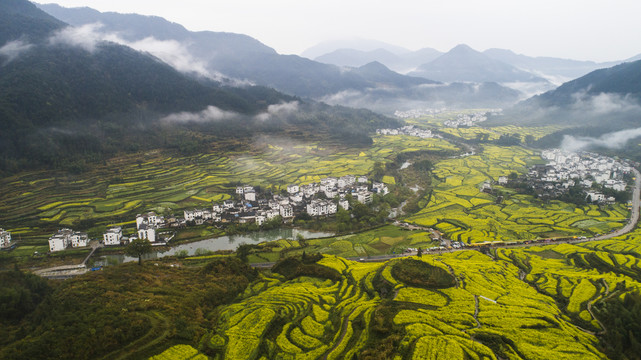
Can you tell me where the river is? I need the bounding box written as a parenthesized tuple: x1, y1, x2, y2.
(92, 228, 333, 266)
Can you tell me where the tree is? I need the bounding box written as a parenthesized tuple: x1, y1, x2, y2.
(417, 247, 423, 258)
(125, 238, 152, 265)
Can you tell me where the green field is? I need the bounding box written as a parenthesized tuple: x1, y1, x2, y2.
(0, 136, 457, 232)
(246, 225, 437, 263)
(405, 145, 629, 243)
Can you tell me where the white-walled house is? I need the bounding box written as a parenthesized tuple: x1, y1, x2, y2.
(138, 225, 156, 243)
(244, 190, 256, 201)
(184, 210, 195, 222)
(280, 204, 294, 218)
(70, 232, 89, 248)
(49, 234, 67, 252)
(356, 191, 373, 204)
(287, 184, 300, 194)
(0, 228, 11, 248)
(339, 199, 349, 210)
(136, 212, 163, 230)
(48, 228, 88, 252)
(103, 227, 123, 246)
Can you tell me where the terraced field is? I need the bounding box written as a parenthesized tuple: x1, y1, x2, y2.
(0, 136, 457, 233)
(405, 145, 629, 244)
(248, 225, 437, 262)
(176, 251, 613, 359)
(439, 125, 564, 142)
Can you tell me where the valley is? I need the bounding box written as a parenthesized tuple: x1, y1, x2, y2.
(2, 1, 641, 359)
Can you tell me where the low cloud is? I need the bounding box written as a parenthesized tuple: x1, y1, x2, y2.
(49, 23, 105, 52)
(561, 127, 641, 152)
(46, 23, 220, 79)
(117, 37, 209, 76)
(571, 92, 641, 114)
(160, 106, 240, 124)
(254, 101, 299, 121)
(0, 40, 33, 63)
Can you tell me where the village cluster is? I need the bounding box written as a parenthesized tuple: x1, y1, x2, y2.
(522, 149, 632, 202)
(393, 108, 447, 118)
(443, 111, 499, 128)
(376, 125, 437, 139)
(44, 175, 390, 251)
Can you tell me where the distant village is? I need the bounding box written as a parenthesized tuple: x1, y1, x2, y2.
(443, 111, 500, 128)
(507, 149, 633, 203)
(45, 175, 390, 252)
(376, 125, 438, 139)
(393, 108, 448, 118)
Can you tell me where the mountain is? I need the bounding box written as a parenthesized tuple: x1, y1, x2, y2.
(315, 48, 401, 68)
(0, 0, 64, 44)
(0, 0, 400, 172)
(351, 61, 439, 87)
(314, 47, 443, 73)
(37, 4, 429, 99)
(301, 39, 410, 59)
(493, 60, 641, 140)
(410, 44, 547, 83)
(482, 48, 613, 83)
(527, 59, 641, 108)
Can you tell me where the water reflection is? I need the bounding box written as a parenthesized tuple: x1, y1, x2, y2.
(94, 228, 333, 266)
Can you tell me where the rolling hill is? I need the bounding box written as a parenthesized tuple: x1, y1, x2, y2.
(410, 44, 548, 83)
(37, 4, 435, 99)
(0, 0, 400, 172)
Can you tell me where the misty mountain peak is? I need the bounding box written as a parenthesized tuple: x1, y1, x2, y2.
(449, 44, 478, 54)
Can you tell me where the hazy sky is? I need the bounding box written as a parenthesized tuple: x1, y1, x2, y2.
(33, 0, 641, 62)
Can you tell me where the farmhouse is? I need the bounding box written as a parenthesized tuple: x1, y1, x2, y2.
(307, 199, 337, 216)
(103, 227, 123, 246)
(137, 225, 156, 243)
(136, 212, 163, 230)
(0, 228, 11, 248)
(48, 228, 88, 252)
(356, 191, 373, 204)
(280, 204, 294, 218)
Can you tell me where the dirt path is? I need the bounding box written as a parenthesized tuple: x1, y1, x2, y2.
(473, 295, 481, 328)
(321, 309, 357, 360)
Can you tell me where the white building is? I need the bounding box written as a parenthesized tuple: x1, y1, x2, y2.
(338, 175, 356, 189)
(339, 199, 349, 210)
(356, 191, 373, 204)
(587, 191, 606, 202)
(307, 200, 338, 216)
(138, 225, 156, 243)
(0, 228, 11, 248)
(223, 200, 235, 209)
(263, 209, 278, 220)
(358, 176, 368, 184)
(48, 228, 88, 252)
(372, 182, 389, 195)
(49, 234, 67, 252)
(498, 176, 508, 185)
(136, 212, 162, 230)
(184, 210, 195, 222)
(280, 204, 294, 218)
(290, 192, 303, 203)
(236, 186, 245, 194)
(70, 232, 88, 248)
(256, 215, 266, 226)
(103, 227, 123, 246)
(287, 184, 300, 194)
(244, 190, 256, 202)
